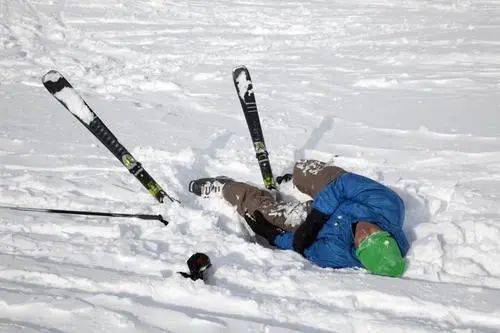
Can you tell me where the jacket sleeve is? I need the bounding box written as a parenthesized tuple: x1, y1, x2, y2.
(312, 176, 346, 215)
(273, 231, 362, 268)
(314, 173, 405, 228)
(312, 173, 366, 215)
(324, 174, 408, 255)
(304, 238, 361, 268)
(273, 232, 294, 250)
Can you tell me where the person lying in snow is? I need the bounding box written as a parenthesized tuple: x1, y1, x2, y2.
(189, 159, 409, 277)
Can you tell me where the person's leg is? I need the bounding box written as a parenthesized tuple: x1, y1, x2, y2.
(223, 181, 296, 231)
(292, 159, 346, 198)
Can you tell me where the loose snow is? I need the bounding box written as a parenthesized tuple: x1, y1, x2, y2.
(54, 86, 96, 125)
(1, 0, 500, 332)
(235, 69, 253, 100)
(41, 70, 63, 84)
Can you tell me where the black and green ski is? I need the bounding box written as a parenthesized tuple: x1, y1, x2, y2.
(232, 66, 276, 190)
(42, 70, 178, 204)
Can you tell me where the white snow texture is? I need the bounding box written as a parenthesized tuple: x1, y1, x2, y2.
(42, 70, 96, 125)
(235, 69, 253, 101)
(41, 70, 62, 84)
(0, 0, 499, 332)
(55, 86, 96, 125)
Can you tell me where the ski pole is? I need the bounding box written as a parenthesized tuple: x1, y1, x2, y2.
(0, 205, 169, 226)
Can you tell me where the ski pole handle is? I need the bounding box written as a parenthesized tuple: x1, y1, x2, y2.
(134, 214, 169, 226)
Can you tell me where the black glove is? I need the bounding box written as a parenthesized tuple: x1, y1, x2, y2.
(244, 211, 284, 246)
(293, 209, 330, 254)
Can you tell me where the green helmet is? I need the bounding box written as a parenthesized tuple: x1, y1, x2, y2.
(355, 231, 406, 277)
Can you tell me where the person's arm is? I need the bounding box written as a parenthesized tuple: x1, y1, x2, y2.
(324, 174, 409, 257)
(290, 173, 390, 255)
(292, 209, 330, 254)
(276, 232, 360, 268)
(312, 176, 346, 215)
(337, 173, 406, 230)
(243, 211, 283, 245)
(289, 176, 347, 254)
(306, 238, 361, 268)
(274, 232, 294, 250)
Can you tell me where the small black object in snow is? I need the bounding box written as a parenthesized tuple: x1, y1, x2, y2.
(178, 253, 212, 282)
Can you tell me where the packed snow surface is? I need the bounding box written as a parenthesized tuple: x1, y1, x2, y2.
(1, 0, 500, 332)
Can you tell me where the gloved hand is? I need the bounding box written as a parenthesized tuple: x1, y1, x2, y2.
(293, 209, 330, 254)
(244, 211, 284, 245)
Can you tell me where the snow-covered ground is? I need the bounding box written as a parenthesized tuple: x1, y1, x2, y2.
(1, 0, 500, 331)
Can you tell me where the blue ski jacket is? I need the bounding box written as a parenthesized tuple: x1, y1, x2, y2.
(274, 172, 409, 269)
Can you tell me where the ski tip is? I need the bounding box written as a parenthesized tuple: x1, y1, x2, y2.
(232, 66, 252, 85)
(42, 70, 63, 84)
(42, 70, 70, 94)
(232, 65, 247, 74)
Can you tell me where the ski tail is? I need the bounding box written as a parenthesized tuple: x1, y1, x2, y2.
(232, 65, 276, 190)
(42, 70, 178, 204)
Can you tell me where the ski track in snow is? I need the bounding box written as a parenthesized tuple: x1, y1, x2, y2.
(1, 0, 500, 332)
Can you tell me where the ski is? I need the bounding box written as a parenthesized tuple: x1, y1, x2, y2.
(232, 66, 277, 190)
(42, 70, 178, 204)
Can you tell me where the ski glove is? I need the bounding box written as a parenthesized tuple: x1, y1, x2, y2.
(244, 211, 284, 246)
(293, 209, 330, 254)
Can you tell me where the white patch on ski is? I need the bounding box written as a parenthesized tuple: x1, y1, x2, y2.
(235, 70, 253, 100)
(55, 87, 95, 125)
(42, 70, 63, 84)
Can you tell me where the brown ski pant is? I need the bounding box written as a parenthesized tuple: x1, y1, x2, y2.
(222, 159, 346, 231)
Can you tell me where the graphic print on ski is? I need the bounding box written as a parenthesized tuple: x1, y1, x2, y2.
(42, 70, 178, 204)
(233, 66, 277, 190)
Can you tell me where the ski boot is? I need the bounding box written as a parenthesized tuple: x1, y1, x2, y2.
(188, 177, 232, 198)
